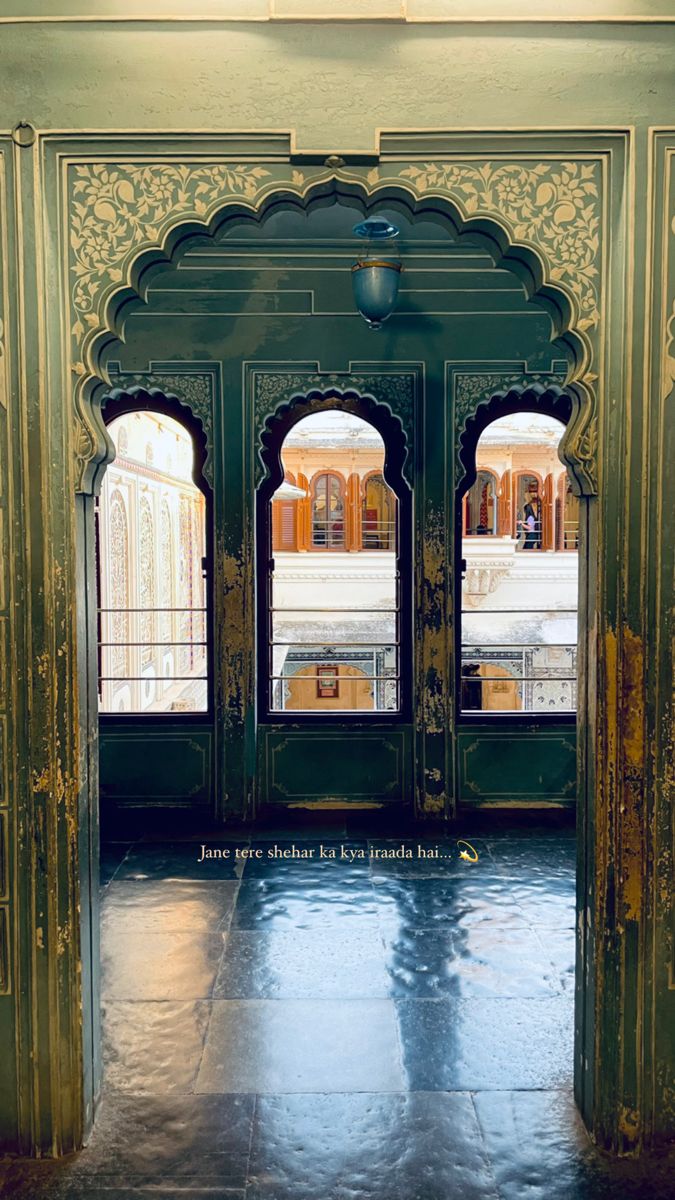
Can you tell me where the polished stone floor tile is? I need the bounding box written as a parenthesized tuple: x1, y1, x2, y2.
(101, 930, 225, 1000)
(1, 1176, 246, 1200)
(196, 999, 404, 1093)
(6, 824, 675, 1200)
(396, 996, 574, 1090)
(384, 925, 561, 998)
(86, 1091, 253, 1182)
(486, 836, 577, 869)
(101, 880, 240, 934)
(213, 928, 389, 999)
(0, 1094, 254, 1191)
(474, 1090, 675, 1200)
(535, 926, 576, 990)
(247, 1092, 499, 1200)
(373, 875, 530, 932)
(242, 840, 371, 879)
(116, 842, 245, 881)
(230, 878, 380, 930)
(102, 1000, 211, 1093)
(507, 877, 576, 929)
(368, 837, 490, 878)
(251, 820, 348, 841)
(100, 842, 133, 886)
(469, 815, 576, 840)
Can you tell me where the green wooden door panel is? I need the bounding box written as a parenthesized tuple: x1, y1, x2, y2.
(458, 726, 576, 804)
(261, 727, 412, 806)
(100, 727, 213, 809)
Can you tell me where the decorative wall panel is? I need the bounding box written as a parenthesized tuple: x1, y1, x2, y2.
(0, 145, 12, 1012)
(645, 131, 675, 1138)
(263, 729, 410, 804)
(99, 730, 213, 808)
(458, 728, 577, 804)
(49, 132, 610, 501)
(0, 907, 9, 997)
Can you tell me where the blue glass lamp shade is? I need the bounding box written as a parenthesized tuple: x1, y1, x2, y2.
(351, 216, 402, 330)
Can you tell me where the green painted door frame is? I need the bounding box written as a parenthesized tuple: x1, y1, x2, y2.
(0, 125, 672, 1158)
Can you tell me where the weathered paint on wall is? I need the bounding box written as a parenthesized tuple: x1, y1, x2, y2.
(0, 10, 670, 1163)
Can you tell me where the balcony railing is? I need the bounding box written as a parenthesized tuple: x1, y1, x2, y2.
(311, 519, 345, 548)
(362, 518, 396, 550)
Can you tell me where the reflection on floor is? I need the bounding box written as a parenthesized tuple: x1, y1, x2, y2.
(2, 815, 674, 1199)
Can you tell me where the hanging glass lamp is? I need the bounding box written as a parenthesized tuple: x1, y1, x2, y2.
(351, 216, 402, 330)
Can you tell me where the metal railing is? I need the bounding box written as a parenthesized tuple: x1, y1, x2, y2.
(311, 519, 345, 548)
(98, 605, 207, 712)
(362, 518, 396, 550)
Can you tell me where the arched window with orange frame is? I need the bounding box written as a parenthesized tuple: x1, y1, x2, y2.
(465, 468, 499, 536)
(361, 471, 396, 550)
(311, 471, 346, 549)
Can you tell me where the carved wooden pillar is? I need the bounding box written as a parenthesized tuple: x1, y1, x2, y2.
(542, 473, 555, 549)
(498, 469, 512, 534)
(272, 498, 281, 549)
(510, 473, 519, 536)
(346, 472, 362, 550)
(296, 471, 311, 550)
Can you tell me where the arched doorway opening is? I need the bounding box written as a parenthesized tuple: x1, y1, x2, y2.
(456, 396, 577, 721)
(97, 389, 214, 819)
(99, 409, 210, 715)
(75, 188, 597, 1166)
(257, 399, 412, 724)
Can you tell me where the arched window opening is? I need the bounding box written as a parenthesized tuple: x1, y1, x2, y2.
(260, 406, 407, 717)
(99, 408, 208, 714)
(465, 469, 498, 536)
(458, 410, 578, 716)
(311, 472, 345, 548)
(362, 473, 396, 549)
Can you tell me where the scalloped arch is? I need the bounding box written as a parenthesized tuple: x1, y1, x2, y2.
(257, 385, 411, 499)
(456, 382, 574, 497)
(70, 169, 598, 495)
(102, 384, 212, 496)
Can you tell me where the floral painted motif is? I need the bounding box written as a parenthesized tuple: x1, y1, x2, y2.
(70, 163, 273, 344)
(67, 155, 601, 495)
(378, 160, 601, 332)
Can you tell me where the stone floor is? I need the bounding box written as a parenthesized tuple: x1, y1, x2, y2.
(2, 814, 674, 1199)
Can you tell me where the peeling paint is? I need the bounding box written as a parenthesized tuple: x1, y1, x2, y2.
(618, 1106, 641, 1144)
(619, 627, 645, 922)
